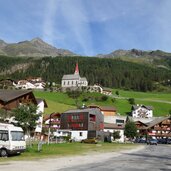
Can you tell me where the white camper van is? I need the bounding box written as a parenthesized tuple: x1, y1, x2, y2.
(0, 123, 26, 157)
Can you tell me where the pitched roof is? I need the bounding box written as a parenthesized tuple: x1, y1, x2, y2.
(0, 89, 34, 102)
(62, 74, 80, 80)
(63, 108, 102, 115)
(80, 77, 87, 81)
(147, 116, 170, 129)
(104, 123, 125, 129)
(43, 113, 60, 122)
(88, 105, 117, 111)
(126, 116, 156, 124)
(132, 105, 153, 110)
(36, 98, 48, 108)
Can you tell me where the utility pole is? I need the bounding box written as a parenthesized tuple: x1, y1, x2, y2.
(47, 113, 53, 145)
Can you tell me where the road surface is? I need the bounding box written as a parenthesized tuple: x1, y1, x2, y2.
(0, 145, 170, 171)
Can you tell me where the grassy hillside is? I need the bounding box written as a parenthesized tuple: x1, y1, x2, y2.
(33, 90, 171, 117)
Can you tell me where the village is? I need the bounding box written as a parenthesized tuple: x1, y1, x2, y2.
(0, 63, 170, 153)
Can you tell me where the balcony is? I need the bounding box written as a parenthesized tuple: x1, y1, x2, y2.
(154, 127, 171, 131)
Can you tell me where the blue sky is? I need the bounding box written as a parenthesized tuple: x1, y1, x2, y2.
(0, 0, 171, 56)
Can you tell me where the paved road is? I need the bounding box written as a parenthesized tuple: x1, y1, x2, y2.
(58, 145, 171, 171)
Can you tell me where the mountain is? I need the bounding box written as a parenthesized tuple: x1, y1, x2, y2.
(97, 49, 171, 59)
(97, 49, 171, 69)
(0, 38, 76, 57)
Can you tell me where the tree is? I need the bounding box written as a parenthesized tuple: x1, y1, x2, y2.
(128, 98, 135, 105)
(115, 90, 119, 96)
(12, 104, 40, 146)
(113, 131, 121, 141)
(0, 108, 13, 123)
(124, 121, 137, 140)
(169, 109, 171, 115)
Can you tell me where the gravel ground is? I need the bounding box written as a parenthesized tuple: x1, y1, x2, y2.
(0, 145, 145, 171)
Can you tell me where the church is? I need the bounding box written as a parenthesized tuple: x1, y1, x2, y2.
(61, 63, 88, 90)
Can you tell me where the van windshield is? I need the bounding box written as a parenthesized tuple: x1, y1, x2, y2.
(11, 131, 25, 141)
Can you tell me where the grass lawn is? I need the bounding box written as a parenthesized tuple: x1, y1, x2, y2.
(112, 89, 171, 101)
(0, 143, 139, 161)
(33, 90, 171, 116)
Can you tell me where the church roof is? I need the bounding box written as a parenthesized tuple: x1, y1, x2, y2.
(62, 74, 80, 80)
(80, 77, 87, 81)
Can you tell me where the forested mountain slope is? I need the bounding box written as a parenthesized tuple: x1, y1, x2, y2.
(0, 55, 171, 92)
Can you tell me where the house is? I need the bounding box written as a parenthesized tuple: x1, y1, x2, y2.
(60, 108, 104, 141)
(131, 104, 153, 118)
(104, 123, 125, 142)
(0, 79, 16, 89)
(0, 89, 47, 135)
(0, 89, 37, 110)
(14, 78, 45, 90)
(14, 80, 35, 90)
(126, 116, 171, 139)
(102, 88, 112, 96)
(34, 98, 48, 134)
(88, 105, 117, 117)
(61, 63, 88, 90)
(144, 116, 171, 138)
(43, 112, 61, 131)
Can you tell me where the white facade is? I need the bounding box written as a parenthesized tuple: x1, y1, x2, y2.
(132, 105, 153, 118)
(15, 80, 45, 90)
(70, 130, 88, 141)
(53, 130, 70, 137)
(35, 100, 46, 133)
(61, 63, 88, 88)
(104, 116, 126, 124)
(61, 76, 88, 88)
(104, 128, 124, 143)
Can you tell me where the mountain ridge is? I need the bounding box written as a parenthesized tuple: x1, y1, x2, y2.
(0, 38, 76, 57)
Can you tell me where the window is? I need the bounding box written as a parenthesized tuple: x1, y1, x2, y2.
(72, 115, 80, 120)
(11, 131, 25, 141)
(0, 130, 9, 141)
(79, 132, 83, 136)
(116, 119, 124, 124)
(79, 123, 83, 127)
(63, 81, 65, 85)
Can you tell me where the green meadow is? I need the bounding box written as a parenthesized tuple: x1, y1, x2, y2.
(33, 89, 171, 117)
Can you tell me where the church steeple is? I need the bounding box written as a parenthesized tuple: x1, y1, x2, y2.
(74, 62, 79, 75)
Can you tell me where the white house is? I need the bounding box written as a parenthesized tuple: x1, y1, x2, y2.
(104, 123, 125, 143)
(131, 105, 153, 118)
(14, 79, 45, 90)
(34, 99, 48, 133)
(61, 63, 88, 89)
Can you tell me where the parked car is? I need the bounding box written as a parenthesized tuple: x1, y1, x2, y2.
(147, 139, 158, 145)
(166, 138, 171, 144)
(81, 138, 98, 144)
(157, 138, 167, 144)
(134, 138, 146, 143)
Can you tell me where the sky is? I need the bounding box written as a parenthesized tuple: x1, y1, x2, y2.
(0, 0, 171, 56)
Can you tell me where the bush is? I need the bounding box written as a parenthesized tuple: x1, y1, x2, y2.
(128, 98, 135, 105)
(101, 95, 108, 101)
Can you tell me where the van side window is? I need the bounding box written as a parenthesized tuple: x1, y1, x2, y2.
(0, 130, 9, 141)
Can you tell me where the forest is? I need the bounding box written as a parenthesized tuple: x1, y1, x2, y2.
(0, 55, 171, 92)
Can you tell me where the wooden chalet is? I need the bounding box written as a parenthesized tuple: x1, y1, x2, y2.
(0, 89, 37, 110)
(127, 116, 171, 138)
